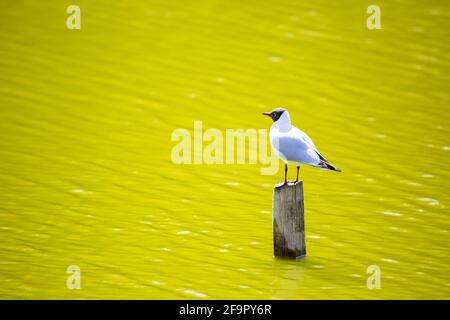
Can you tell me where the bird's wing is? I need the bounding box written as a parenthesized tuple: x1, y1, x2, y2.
(272, 131, 320, 166)
(293, 127, 317, 150)
(292, 126, 330, 162)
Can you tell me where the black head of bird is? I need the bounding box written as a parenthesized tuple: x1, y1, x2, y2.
(262, 108, 286, 122)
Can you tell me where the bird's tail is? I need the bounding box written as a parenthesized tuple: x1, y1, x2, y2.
(319, 160, 342, 172)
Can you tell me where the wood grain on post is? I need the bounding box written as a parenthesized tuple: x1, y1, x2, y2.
(272, 181, 306, 259)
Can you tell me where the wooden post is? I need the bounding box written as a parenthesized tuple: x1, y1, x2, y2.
(272, 181, 306, 259)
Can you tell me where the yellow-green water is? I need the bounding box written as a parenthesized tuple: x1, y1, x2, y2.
(0, 0, 449, 299)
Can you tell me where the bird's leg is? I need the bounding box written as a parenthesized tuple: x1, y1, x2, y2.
(284, 163, 288, 185)
(295, 165, 300, 183)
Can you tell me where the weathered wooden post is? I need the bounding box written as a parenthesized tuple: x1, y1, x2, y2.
(272, 181, 306, 259)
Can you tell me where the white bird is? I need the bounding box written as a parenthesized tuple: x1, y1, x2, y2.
(262, 108, 341, 185)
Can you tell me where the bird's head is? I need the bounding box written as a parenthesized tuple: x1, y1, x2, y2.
(262, 108, 288, 123)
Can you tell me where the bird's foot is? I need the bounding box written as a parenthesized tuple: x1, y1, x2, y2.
(276, 180, 301, 188)
(275, 181, 288, 188)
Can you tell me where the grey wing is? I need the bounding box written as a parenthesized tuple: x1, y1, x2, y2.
(293, 127, 329, 162)
(293, 127, 317, 150)
(274, 134, 321, 166)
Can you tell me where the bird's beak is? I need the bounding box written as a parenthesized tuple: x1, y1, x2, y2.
(262, 112, 271, 117)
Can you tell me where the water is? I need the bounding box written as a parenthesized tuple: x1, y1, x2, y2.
(0, 0, 449, 299)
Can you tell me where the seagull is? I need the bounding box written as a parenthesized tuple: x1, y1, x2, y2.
(262, 108, 341, 185)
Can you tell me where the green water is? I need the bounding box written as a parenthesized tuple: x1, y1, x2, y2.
(0, 0, 449, 299)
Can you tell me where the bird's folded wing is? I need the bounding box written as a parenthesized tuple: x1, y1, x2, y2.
(293, 127, 330, 162)
(291, 127, 316, 150)
(274, 135, 320, 165)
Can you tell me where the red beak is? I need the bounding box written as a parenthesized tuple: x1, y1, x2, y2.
(262, 112, 271, 116)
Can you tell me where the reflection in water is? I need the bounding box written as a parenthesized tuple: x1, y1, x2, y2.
(271, 260, 305, 299)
